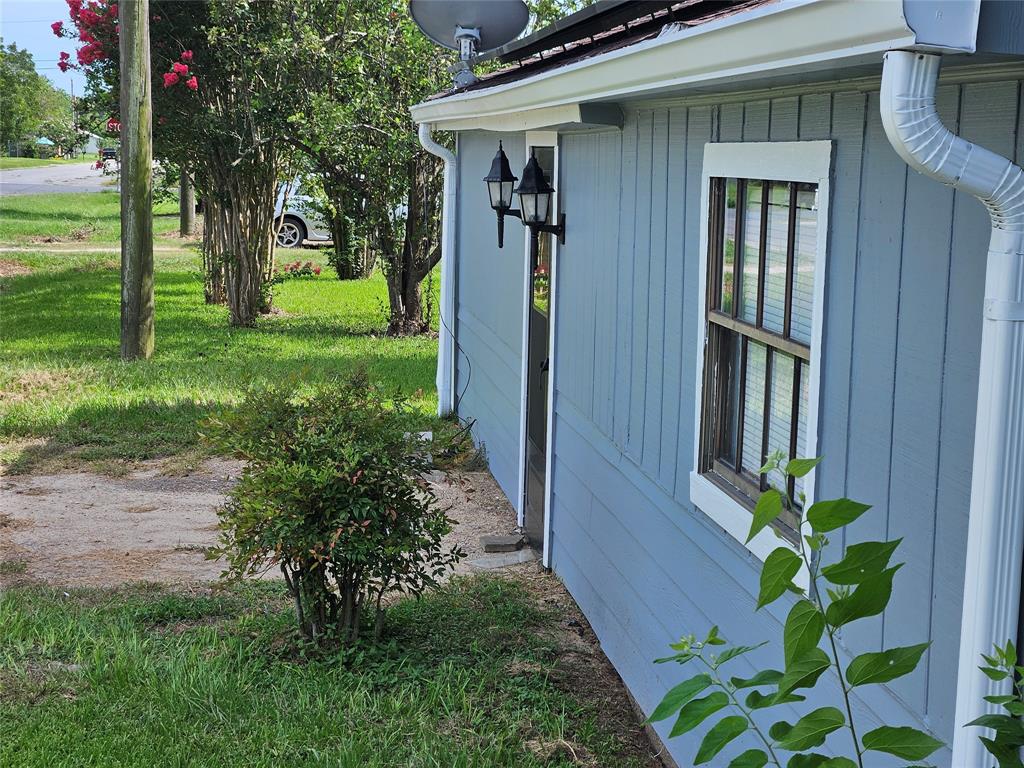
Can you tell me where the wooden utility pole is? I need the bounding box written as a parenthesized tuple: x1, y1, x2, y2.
(179, 169, 195, 236)
(118, 0, 155, 360)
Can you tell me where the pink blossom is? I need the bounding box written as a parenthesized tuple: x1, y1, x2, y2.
(67, 0, 82, 21)
(58, 59, 71, 72)
(171, 61, 188, 76)
(185, 75, 198, 91)
(79, 8, 100, 25)
(51, 21, 64, 36)
(313, 267, 321, 275)
(162, 71, 179, 88)
(107, 3, 117, 18)
(180, 50, 193, 63)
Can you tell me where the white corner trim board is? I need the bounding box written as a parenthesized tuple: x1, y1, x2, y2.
(880, 49, 1024, 768)
(689, 140, 833, 588)
(417, 123, 457, 417)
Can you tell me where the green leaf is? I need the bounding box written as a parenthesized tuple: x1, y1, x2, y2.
(785, 457, 822, 478)
(820, 540, 901, 585)
(774, 706, 845, 751)
(648, 674, 713, 722)
(784, 600, 825, 666)
(821, 760, 857, 768)
(777, 648, 831, 697)
(966, 714, 1024, 741)
(806, 498, 871, 533)
(730, 669, 782, 689)
(845, 643, 928, 687)
(746, 689, 805, 710)
(786, 755, 841, 768)
(728, 749, 769, 768)
(825, 566, 900, 628)
(654, 651, 695, 665)
(716, 642, 768, 668)
(747, 489, 783, 543)
(669, 692, 730, 737)
(980, 665, 1010, 681)
(769, 720, 793, 741)
(758, 547, 802, 610)
(861, 725, 944, 761)
(979, 736, 1024, 768)
(695, 716, 748, 765)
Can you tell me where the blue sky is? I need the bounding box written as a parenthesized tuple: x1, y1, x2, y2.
(1, 0, 86, 95)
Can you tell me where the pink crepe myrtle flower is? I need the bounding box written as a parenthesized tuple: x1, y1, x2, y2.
(171, 61, 189, 76)
(185, 75, 198, 91)
(51, 20, 64, 36)
(162, 71, 179, 88)
(180, 50, 193, 63)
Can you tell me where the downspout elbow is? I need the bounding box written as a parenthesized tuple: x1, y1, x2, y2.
(880, 51, 1024, 237)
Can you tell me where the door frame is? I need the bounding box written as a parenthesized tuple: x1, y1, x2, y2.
(516, 130, 559, 567)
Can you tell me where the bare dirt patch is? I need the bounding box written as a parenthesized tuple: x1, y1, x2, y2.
(0, 258, 32, 277)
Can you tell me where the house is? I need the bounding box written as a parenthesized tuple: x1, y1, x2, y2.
(411, 1, 1024, 765)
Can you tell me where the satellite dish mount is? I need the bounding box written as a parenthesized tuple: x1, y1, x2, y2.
(409, 0, 530, 89)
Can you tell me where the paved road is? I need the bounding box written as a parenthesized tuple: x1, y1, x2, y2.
(0, 161, 109, 196)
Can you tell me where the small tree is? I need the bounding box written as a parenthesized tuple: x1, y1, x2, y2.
(207, 375, 463, 645)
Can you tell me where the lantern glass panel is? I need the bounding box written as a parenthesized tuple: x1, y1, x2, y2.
(518, 192, 539, 223)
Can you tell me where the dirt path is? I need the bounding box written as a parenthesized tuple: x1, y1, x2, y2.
(0, 461, 523, 587)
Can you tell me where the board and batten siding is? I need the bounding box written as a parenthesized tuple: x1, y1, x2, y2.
(453, 132, 527, 502)
(452, 76, 1022, 766)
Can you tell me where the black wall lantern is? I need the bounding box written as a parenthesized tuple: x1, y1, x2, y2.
(484, 143, 566, 250)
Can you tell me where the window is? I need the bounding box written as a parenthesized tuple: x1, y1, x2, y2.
(691, 142, 831, 560)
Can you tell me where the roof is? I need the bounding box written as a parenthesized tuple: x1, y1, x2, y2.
(434, 0, 770, 100)
(411, 0, 983, 131)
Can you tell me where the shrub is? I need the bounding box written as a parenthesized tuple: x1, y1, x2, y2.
(650, 454, 943, 767)
(206, 374, 463, 646)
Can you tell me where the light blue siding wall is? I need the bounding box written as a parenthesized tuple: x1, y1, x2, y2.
(452, 76, 1023, 766)
(454, 132, 526, 501)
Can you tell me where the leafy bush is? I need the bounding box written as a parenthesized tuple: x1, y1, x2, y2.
(271, 259, 321, 283)
(206, 374, 463, 646)
(650, 454, 943, 767)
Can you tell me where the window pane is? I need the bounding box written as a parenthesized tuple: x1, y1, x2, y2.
(720, 178, 738, 314)
(762, 182, 790, 335)
(741, 340, 767, 476)
(766, 352, 795, 493)
(739, 180, 762, 324)
(794, 362, 810, 504)
(790, 184, 817, 345)
(718, 330, 742, 467)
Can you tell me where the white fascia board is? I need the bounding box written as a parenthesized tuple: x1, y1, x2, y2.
(411, 0, 979, 130)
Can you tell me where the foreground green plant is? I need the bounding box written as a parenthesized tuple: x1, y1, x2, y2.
(650, 454, 942, 767)
(969, 641, 1024, 767)
(207, 373, 463, 646)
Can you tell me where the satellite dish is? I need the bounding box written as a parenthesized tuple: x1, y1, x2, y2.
(409, 0, 530, 87)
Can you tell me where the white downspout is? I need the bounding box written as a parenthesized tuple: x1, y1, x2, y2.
(418, 122, 457, 417)
(880, 50, 1024, 767)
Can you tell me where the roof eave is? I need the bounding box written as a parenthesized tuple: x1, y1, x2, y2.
(411, 0, 980, 131)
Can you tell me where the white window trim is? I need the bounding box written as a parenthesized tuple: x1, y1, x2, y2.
(690, 140, 833, 578)
(516, 131, 559, 568)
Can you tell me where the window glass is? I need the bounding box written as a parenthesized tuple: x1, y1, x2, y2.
(762, 182, 790, 334)
(790, 184, 817, 345)
(740, 180, 761, 323)
(740, 340, 767, 477)
(719, 178, 738, 314)
(765, 351, 795, 492)
(532, 146, 555, 316)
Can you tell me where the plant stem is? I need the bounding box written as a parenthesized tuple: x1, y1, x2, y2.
(698, 656, 783, 767)
(798, 531, 865, 768)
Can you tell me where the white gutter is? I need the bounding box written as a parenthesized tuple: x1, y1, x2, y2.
(417, 123, 457, 417)
(880, 50, 1024, 767)
(411, 0, 976, 131)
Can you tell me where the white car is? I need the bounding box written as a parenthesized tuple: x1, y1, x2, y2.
(274, 189, 331, 248)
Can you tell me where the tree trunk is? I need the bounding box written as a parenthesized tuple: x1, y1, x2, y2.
(202, 198, 226, 304)
(179, 168, 195, 236)
(118, 0, 154, 361)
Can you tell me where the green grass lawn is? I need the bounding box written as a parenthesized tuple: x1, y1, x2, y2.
(0, 156, 91, 171)
(0, 240, 440, 472)
(0, 577, 645, 767)
(0, 192, 181, 244)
